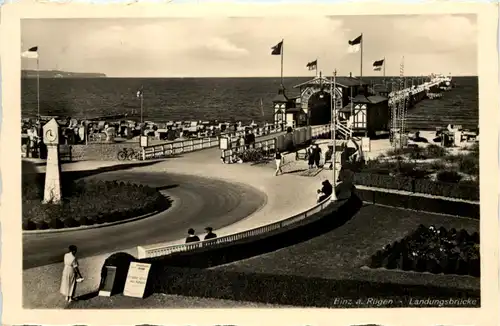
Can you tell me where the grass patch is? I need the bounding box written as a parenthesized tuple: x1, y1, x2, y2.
(369, 225, 479, 277)
(22, 175, 170, 230)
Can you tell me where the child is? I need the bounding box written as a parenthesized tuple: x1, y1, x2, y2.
(316, 189, 324, 203)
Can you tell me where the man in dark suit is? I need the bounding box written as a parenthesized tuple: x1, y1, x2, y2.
(204, 227, 217, 240)
(185, 228, 200, 243)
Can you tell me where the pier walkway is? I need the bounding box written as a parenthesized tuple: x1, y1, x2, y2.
(388, 75, 450, 108)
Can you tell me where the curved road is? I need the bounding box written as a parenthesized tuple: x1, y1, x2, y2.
(23, 171, 267, 270)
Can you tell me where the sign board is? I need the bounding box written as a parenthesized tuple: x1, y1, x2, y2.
(43, 118, 60, 145)
(361, 137, 371, 152)
(219, 136, 229, 150)
(123, 262, 151, 298)
(98, 265, 117, 297)
(140, 135, 149, 147)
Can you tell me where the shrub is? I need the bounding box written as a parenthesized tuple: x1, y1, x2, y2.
(35, 220, 49, 230)
(369, 225, 480, 277)
(457, 155, 479, 176)
(49, 218, 64, 229)
(22, 179, 168, 230)
(424, 144, 448, 158)
(63, 217, 80, 228)
(436, 170, 462, 183)
(23, 220, 36, 230)
(79, 216, 93, 226)
(354, 172, 414, 192)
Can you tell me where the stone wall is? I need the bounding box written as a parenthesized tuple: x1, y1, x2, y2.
(62, 142, 142, 161)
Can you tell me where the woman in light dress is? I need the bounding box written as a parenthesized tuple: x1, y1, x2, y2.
(60, 245, 84, 303)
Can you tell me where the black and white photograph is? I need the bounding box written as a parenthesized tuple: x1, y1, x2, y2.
(1, 2, 498, 325)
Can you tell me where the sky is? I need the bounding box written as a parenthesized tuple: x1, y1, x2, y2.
(20, 14, 477, 77)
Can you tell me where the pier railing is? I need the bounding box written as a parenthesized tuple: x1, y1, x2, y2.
(137, 193, 333, 259)
(219, 124, 332, 163)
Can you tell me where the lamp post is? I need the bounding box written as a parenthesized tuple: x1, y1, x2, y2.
(330, 70, 338, 202)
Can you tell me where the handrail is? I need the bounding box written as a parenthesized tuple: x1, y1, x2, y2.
(137, 193, 334, 259)
(220, 124, 331, 163)
(221, 139, 277, 163)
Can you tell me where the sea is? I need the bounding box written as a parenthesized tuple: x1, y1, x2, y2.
(21, 76, 479, 131)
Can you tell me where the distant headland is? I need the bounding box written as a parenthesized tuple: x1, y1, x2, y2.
(21, 70, 107, 78)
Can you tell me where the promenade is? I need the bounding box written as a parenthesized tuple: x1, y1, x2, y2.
(23, 140, 334, 308)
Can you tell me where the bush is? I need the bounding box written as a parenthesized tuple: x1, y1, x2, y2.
(424, 144, 448, 158)
(414, 178, 479, 201)
(436, 170, 462, 183)
(369, 225, 480, 277)
(49, 218, 64, 229)
(35, 220, 49, 230)
(22, 179, 169, 230)
(353, 172, 413, 192)
(78, 216, 93, 226)
(63, 217, 80, 228)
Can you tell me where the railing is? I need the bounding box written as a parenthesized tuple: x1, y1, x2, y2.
(388, 80, 444, 106)
(137, 194, 334, 259)
(221, 138, 277, 163)
(220, 124, 334, 163)
(141, 123, 286, 160)
(336, 121, 352, 139)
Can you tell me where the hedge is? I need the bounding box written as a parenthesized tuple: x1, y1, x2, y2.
(22, 178, 170, 230)
(369, 225, 480, 277)
(354, 188, 479, 219)
(352, 172, 479, 201)
(142, 266, 479, 307)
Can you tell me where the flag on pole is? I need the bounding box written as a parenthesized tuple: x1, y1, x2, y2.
(136, 87, 143, 98)
(306, 60, 317, 71)
(373, 59, 384, 71)
(347, 35, 362, 53)
(21, 46, 39, 59)
(271, 41, 283, 55)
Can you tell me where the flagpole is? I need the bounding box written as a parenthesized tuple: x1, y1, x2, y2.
(360, 33, 363, 85)
(331, 70, 338, 202)
(37, 56, 40, 118)
(280, 39, 284, 88)
(383, 57, 386, 77)
(140, 86, 144, 124)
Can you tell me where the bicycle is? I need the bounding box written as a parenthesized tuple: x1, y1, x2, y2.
(117, 148, 140, 161)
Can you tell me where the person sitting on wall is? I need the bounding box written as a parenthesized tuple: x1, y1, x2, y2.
(185, 228, 200, 244)
(319, 180, 333, 200)
(316, 189, 325, 203)
(204, 227, 217, 240)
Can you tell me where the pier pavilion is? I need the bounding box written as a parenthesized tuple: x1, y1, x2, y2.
(272, 73, 391, 138)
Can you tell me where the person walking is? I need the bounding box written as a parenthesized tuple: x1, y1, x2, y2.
(313, 144, 322, 168)
(185, 228, 200, 243)
(275, 150, 284, 176)
(204, 227, 217, 240)
(307, 144, 315, 169)
(60, 245, 84, 303)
